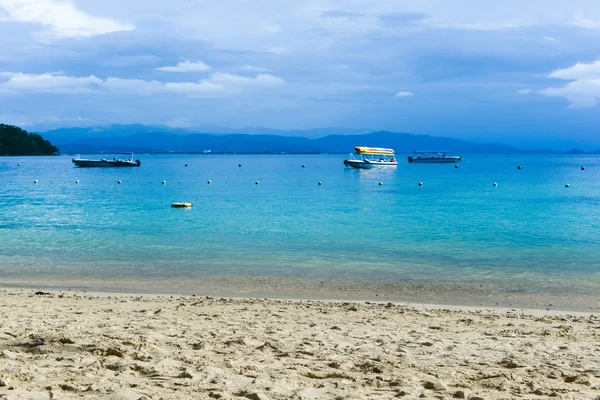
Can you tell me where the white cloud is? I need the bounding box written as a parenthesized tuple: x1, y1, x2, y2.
(0, 0, 134, 38)
(155, 60, 211, 73)
(0, 71, 285, 96)
(395, 91, 413, 97)
(540, 61, 600, 108)
(1, 72, 101, 93)
(548, 60, 600, 80)
(516, 89, 533, 95)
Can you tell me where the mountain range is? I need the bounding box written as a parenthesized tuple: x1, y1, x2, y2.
(41, 124, 598, 154)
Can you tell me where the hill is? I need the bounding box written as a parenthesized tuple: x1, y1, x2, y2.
(0, 124, 59, 156)
(43, 124, 559, 154)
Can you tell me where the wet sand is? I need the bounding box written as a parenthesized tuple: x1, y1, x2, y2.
(1, 289, 599, 399)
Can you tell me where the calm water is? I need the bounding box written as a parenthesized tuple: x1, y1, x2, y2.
(1, 154, 599, 298)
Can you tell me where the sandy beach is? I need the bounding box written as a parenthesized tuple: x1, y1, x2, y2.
(0, 290, 599, 400)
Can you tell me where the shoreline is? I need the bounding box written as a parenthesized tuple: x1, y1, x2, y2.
(2, 274, 599, 313)
(1, 289, 599, 399)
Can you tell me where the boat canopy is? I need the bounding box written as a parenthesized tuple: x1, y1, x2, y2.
(354, 146, 395, 155)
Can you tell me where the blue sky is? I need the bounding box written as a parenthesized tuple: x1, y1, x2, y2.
(1, 0, 600, 149)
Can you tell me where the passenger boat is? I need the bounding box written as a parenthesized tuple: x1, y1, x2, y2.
(343, 146, 398, 169)
(72, 153, 141, 167)
(407, 151, 461, 164)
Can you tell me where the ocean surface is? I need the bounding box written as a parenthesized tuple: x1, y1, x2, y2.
(1, 154, 599, 306)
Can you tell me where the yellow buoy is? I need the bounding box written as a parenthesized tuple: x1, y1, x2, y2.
(171, 202, 192, 208)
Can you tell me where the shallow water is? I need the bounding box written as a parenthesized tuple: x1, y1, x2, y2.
(1, 154, 599, 302)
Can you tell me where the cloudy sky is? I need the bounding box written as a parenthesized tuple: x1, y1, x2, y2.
(1, 0, 600, 148)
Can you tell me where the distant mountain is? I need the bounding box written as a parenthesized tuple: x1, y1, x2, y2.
(42, 124, 564, 154)
(565, 148, 586, 155)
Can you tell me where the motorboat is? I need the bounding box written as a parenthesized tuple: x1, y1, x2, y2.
(343, 146, 398, 169)
(72, 153, 141, 167)
(407, 151, 461, 164)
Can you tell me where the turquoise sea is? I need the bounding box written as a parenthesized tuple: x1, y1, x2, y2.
(1, 154, 599, 308)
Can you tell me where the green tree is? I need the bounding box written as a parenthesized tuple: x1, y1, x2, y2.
(0, 124, 59, 155)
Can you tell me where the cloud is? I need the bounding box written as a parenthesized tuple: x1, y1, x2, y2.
(1, 72, 102, 93)
(155, 60, 211, 72)
(0, 0, 134, 38)
(548, 60, 600, 80)
(395, 91, 414, 97)
(321, 10, 364, 19)
(0, 71, 285, 96)
(540, 61, 600, 108)
(516, 89, 533, 95)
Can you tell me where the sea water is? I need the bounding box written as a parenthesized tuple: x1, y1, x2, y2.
(1, 154, 599, 303)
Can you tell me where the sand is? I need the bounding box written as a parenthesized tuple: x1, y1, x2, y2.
(0, 289, 599, 400)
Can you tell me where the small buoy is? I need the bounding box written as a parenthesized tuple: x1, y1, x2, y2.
(565, 184, 570, 188)
(518, 166, 522, 170)
(493, 182, 497, 187)
(207, 180, 211, 184)
(17, 163, 20, 167)
(255, 181, 259, 185)
(162, 180, 166, 184)
(34, 180, 38, 184)
(379, 182, 383, 186)
(455, 165, 458, 169)
(171, 202, 192, 208)
(318, 181, 322, 185)
(185, 163, 188, 167)
(118, 180, 122, 184)
(302, 165, 305, 168)
(581, 166, 585, 170)
(238, 164, 242, 167)
(418, 182, 423, 186)
(75, 180, 79, 184)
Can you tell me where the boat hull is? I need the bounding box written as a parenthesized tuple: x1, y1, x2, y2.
(72, 159, 141, 167)
(344, 159, 397, 169)
(408, 156, 461, 164)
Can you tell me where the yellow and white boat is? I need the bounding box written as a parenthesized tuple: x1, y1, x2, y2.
(343, 146, 398, 169)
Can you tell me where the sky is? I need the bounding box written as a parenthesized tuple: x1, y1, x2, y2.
(1, 0, 600, 149)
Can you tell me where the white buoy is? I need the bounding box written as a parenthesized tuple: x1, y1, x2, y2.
(493, 182, 497, 187)
(565, 184, 570, 188)
(518, 166, 522, 170)
(418, 182, 423, 186)
(302, 165, 305, 168)
(207, 180, 211, 184)
(75, 180, 79, 184)
(255, 181, 260, 185)
(581, 166, 585, 171)
(34, 180, 38, 184)
(162, 180, 166, 184)
(17, 163, 20, 167)
(454, 164, 458, 169)
(185, 163, 188, 167)
(118, 180, 122, 184)
(379, 182, 383, 186)
(318, 181, 322, 185)
(239, 164, 242, 167)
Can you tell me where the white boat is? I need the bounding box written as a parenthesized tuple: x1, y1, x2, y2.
(407, 151, 461, 164)
(344, 146, 398, 169)
(72, 152, 141, 168)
